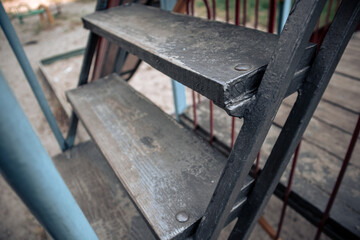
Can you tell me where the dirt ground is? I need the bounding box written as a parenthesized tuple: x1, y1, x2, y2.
(0, 1, 331, 239)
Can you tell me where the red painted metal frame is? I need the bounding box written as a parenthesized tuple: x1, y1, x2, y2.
(235, 0, 240, 26)
(276, 141, 302, 239)
(242, 0, 247, 26)
(268, 0, 277, 33)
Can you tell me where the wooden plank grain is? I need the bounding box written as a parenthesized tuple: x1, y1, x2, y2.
(66, 73, 252, 240)
(53, 141, 156, 240)
(262, 126, 360, 237)
(335, 32, 360, 79)
(274, 101, 360, 168)
(323, 73, 360, 113)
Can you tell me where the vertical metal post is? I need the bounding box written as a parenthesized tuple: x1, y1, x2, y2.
(0, 2, 66, 151)
(268, 0, 277, 33)
(0, 72, 98, 240)
(160, 0, 187, 121)
(65, 0, 108, 148)
(276, 141, 301, 239)
(235, 0, 240, 26)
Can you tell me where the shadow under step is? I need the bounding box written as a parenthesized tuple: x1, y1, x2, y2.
(66, 73, 254, 240)
(82, 4, 316, 117)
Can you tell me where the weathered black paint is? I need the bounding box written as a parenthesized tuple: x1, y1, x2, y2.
(229, 0, 360, 239)
(82, 4, 316, 117)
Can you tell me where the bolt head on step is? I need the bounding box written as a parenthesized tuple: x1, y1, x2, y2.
(234, 63, 253, 71)
(176, 211, 189, 223)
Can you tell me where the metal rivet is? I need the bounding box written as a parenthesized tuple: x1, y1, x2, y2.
(176, 211, 189, 222)
(234, 64, 252, 71)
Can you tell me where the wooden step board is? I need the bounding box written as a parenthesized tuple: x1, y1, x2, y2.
(66, 73, 254, 240)
(82, 4, 316, 117)
(52, 141, 156, 240)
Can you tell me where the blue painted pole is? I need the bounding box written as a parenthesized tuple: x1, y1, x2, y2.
(278, 0, 292, 34)
(0, 72, 98, 240)
(0, 2, 66, 150)
(160, 0, 187, 121)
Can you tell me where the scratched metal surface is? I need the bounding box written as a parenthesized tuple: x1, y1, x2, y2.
(66, 73, 253, 240)
(53, 141, 156, 240)
(82, 4, 316, 116)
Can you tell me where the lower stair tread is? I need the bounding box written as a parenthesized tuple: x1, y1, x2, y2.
(66, 73, 253, 239)
(52, 141, 155, 240)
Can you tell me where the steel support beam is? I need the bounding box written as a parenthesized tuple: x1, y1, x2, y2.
(0, 2, 66, 151)
(0, 72, 98, 240)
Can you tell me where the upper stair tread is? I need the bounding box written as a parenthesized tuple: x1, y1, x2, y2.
(66, 73, 253, 240)
(82, 4, 316, 116)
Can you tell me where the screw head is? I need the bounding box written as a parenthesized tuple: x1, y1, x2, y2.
(234, 64, 252, 71)
(175, 211, 189, 222)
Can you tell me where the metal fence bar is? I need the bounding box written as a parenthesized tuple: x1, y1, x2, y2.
(0, 72, 98, 240)
(268, 0, 277, 33)
(276, 141, 302, 239)
(235, 0, 241, 25)
(314, 114, 360, 240)
(0, 2, 66, 151)
(211, 0, 216, 20)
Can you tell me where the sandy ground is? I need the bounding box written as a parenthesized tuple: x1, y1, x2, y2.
(0, 1, 331, 239)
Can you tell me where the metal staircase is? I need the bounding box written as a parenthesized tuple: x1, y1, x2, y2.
(1, 0, 359, 239)
(63, 0, 359, 239)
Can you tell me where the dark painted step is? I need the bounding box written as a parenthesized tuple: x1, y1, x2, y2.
(66, 73, 254, 240)
(82, 4, 316, 117)
(53, 141, 156, 240)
